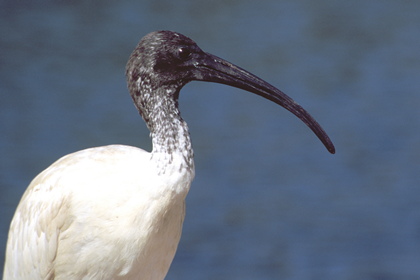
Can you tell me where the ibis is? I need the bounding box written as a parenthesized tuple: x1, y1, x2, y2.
(3, 30, 335, 279)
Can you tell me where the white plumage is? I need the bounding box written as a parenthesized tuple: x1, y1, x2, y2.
(5, 145, 193, 279)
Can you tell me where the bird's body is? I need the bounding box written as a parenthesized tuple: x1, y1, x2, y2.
(4, 30, 334, 279)
(5, 145, 193, 279)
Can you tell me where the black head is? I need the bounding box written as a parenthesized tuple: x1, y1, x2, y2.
(126, 30, 335, 154)
(126, 31, 205, 91)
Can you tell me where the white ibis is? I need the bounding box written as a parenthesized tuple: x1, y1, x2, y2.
(3, 30, 335, 279)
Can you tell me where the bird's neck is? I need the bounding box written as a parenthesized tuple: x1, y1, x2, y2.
(150, 112, 194, 176)
(135, 87, 194, 176)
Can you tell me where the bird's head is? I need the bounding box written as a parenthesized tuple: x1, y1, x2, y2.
(126, 30, 335, 154)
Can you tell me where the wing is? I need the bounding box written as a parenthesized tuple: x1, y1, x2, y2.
(3, 158, 72, 279)
(3, 145, 155, 279)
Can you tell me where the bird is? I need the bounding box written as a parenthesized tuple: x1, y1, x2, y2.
(3, 30, 335, 279)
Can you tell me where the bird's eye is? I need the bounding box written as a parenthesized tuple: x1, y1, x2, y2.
(178, 47, 192, 60)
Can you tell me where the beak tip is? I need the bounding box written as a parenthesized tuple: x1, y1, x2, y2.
(327, 144, 336, 154)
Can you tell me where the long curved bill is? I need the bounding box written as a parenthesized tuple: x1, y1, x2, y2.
(192, 52, 335, 154)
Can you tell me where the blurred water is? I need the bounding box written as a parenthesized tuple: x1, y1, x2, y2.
(1, 1, 419, 279)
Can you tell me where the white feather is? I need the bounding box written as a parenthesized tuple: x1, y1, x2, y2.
(4, 145, 194, 279)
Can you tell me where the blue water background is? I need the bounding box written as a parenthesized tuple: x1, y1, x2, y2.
(1, 1, 419, 279)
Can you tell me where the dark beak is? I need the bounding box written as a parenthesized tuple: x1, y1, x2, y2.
(192, 52, 335, 154)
